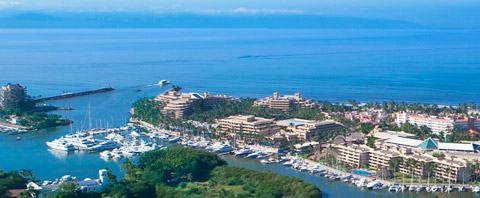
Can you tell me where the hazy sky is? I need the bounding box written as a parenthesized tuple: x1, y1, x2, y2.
(1, 0, 480, 27)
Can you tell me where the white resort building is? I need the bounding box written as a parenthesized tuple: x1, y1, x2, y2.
(395, 112, 480, 134)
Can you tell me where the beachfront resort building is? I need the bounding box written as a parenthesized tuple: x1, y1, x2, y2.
(395, 112, 480, 134)
(276, 118, 343, 140)
(333, 144, 471, 182)
(254, 92, 315, 112)
(1, 83, 27, 110)
(155, 91, 234, 119)
(216, 115, 280, 136)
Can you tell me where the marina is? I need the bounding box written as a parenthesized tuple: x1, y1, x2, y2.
(44, 118, 480, 196)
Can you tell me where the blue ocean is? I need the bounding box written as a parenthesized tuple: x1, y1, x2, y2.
(1, 29, 480, 198)
(1, 29, 480, 104)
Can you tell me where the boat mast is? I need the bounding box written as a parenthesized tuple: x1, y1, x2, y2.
(88, 103, 92, 129)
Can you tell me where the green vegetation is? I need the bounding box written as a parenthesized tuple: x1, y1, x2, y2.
(107, 147, 322, 198)
(0, 169, 32, 195)
(18, 112, 70, 129)
(1, 148, 322, 197)
(188, 99, 326, 124)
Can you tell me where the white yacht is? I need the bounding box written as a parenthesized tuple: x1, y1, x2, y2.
(234, 148, 254, 156)
(157, 80, 170, 86)
(46, 139, 75, 151)
(245, 151, 265, 159)
(99, 151, 112, 158)
(282, 158, 297, 166)
(88, 140, 122, 151)
(63, 134, 99, 150)
(213, 144, 233, 153)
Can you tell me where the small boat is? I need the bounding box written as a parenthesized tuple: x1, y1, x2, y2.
(389, 184, 399, 192)
(16, 136, 21, 141)
(409, 185, 416, 191)
(157, 80, 170, 86)
(366, 180, 381, 189)
(431, 185, 439, 193)
(416, 185, 423, 192)
(472, 185, 480, 193)
(446, 185, 453, 193)
(136, 89, 142, 92)
(458, 186, 466, 192)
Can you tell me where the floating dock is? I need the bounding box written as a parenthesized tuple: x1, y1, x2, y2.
(35, 87, 115, 102)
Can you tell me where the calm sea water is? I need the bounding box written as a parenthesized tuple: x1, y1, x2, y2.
(1, 29, 480, 197)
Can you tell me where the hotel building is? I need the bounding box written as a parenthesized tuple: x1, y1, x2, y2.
(216, 115, 280, 136)
(395, 112, 480, 134)
(155, 91, 233, 119)
(254, 92, 315, 112)
(277, 118, 343, 140)
(0, 83, 27, 110)
(334, 144, 471, 182)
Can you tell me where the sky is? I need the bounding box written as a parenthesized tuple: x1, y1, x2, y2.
(0, 0, 480, 28)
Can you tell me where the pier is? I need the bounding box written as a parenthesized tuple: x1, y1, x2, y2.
(35, 87, 114, 102)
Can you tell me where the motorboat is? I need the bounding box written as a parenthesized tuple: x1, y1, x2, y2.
(168, 137, 181, 142)
(458, 186, 466, 192)
(408, 185, 416, 191)
(389, 184, 399, 192)
(234, 148, 254, 156)
(99, 151, 112, 158)
(46, 139, 75, 151)
(245, 151, 265, 159)
(446, 185, 453, 193)
(157, 80, 170, 86)
(88, 140, 122, 151)
(472, 185, 480, 193)
(366, 180, 381, 189)
(213, 144, 233, 153)
(282, 158, 296, 166)
(430, 185, 439, 193)
(416, 185, 423, 192)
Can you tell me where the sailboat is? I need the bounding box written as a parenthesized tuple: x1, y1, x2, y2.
(416, 174, 423, 192)
(408, 169, 415, 191)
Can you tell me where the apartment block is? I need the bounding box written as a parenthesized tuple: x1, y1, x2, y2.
(216, 115, 280, 136)
(334, 144, 471, 182)
(277, 118, 343, 140)
(395, 112, 479, 134)
(154, 91, 233, 119)
(0, 83, 27, 110)
(254, 92, 315, 112)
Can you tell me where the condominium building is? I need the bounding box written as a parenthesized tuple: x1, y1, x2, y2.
(216, 115, 280, 136)
(277, 118, 343, 140)
(395, 112, 479, 134)
(0, 83, 27, 110)
(334, 144, 471, 182)
(254, 92, 315, 112)
(155, 91, 233, 119)
(334, 144, 369, 169)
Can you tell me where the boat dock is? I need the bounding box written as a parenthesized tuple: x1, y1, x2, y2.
(35, 87, 115, 102)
